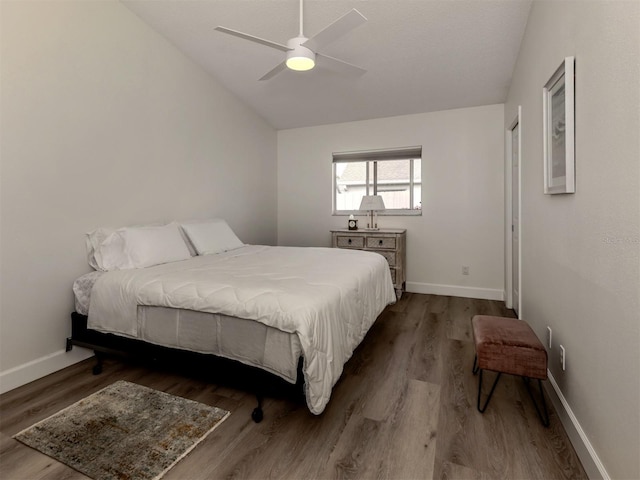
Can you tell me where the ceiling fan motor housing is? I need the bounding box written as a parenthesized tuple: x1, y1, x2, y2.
(286, 36, 316, 71)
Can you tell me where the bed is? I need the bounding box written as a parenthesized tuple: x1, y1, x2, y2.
(68, 221, 396, 421)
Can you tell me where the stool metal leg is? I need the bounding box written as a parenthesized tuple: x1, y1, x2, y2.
(477, 369, 502, 413)
(472, 355, 479, 374)
(523, 377, 550, 427)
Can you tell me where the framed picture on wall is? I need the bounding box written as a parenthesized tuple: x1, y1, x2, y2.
(543, 56, 575, 194)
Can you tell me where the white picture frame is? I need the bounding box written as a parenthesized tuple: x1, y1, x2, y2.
(543, 56, 575, 194)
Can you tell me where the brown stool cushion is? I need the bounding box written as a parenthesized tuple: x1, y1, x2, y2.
(472, 315, 547, 380)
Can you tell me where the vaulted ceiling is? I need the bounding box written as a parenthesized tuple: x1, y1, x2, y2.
(122, 0, 532, 129)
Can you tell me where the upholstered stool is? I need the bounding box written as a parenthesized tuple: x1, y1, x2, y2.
(471, 315, 549, 426)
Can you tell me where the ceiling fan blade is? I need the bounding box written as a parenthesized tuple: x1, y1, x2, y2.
(316, 53, 366, 76)
(259, 61, 288, 81)
(215, 26, 291, 52)
(302, 9, 367, 52)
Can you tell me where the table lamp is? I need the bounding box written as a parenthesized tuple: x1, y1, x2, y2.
(359, 195, 386, 230)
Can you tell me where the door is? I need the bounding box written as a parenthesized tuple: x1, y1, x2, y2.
(511, 121, 520, 316)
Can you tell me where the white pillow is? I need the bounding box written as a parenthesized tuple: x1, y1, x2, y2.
(98, 229, 131, 271)
(86, 223, 191, 271)
(180, 219, 244, 255)
(123, 223, 192, 268)
(85, 227, 114, 271)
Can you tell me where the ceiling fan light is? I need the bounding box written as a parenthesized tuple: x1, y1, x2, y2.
(286, 55, 315, 71)
(286, 38, 316, 72)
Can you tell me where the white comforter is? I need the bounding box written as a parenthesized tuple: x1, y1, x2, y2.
(88, 245, 396, 414)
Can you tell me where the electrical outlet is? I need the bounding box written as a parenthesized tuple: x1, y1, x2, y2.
(462, 266, 469, 275)
(546, 326, 552, 348)
(559, 345, 566, 371)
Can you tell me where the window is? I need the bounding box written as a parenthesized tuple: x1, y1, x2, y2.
(333, 146, 422, 215)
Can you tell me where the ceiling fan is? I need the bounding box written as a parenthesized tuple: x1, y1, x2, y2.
(215, 0, 367, 81)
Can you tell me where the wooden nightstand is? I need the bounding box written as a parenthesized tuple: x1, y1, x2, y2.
(331, 228, 407, 299)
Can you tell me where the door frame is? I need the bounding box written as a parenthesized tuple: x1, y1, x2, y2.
(506, 106, 522, 317)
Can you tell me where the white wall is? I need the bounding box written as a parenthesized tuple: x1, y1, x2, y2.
(0, 1, 277, 390)
(278, 105, 505, 299)
(505, 1, 639, 478)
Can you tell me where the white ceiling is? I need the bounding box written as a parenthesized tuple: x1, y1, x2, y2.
(121, 0, 532, 130)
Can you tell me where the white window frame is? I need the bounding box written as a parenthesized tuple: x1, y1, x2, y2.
(332, 146, 422, 216)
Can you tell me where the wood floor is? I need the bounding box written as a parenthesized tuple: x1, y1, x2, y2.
(0, 294, 587, 479)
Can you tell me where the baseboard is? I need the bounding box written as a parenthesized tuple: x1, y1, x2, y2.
(0, 347, 94, 395)
(545, 371, 610, 480)
(406, 282, 504, 301)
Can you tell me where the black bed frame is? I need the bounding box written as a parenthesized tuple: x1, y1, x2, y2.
(66, 312, 305, 422)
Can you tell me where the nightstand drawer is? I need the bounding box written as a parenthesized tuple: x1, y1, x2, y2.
(366, 236, 396, 250)
(376, 250, 396, 267)
(336, 235, 365, 248)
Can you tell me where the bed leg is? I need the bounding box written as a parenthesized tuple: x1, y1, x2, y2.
(92, 351, 104, 375)
(251, 395, 264, 423)
(66, 337, 73, 352)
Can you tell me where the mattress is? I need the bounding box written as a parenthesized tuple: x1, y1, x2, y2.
(86, 245, 396, 414)
(73, 271, 103, 316)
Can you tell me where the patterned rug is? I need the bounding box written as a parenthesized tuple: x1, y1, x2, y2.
(13, 380, 230, 480)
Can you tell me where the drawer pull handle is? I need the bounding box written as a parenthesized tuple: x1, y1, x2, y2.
(378, 239, 383, 245)
(348, 239, 352, 244)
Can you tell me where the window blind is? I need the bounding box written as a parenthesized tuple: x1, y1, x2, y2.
(332, 146, 422, 163)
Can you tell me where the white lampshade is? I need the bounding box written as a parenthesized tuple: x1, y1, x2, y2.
(359, 195, 386, 211)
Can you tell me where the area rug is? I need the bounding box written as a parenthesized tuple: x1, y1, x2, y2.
(13, 380, 230, 480)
